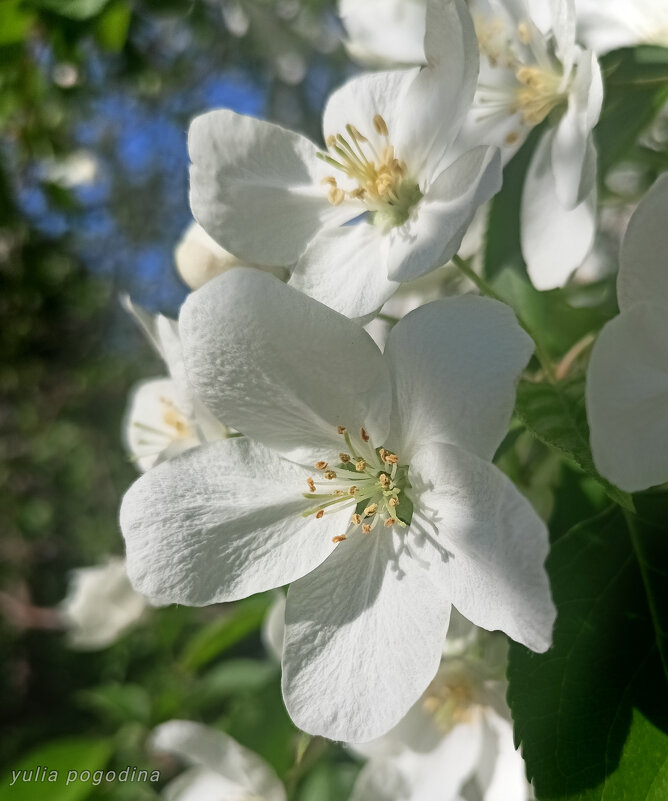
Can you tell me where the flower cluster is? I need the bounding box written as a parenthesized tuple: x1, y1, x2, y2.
(102, 0, 668, 798)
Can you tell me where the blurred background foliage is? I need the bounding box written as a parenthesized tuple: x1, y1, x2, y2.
(1, 1, 668, 799)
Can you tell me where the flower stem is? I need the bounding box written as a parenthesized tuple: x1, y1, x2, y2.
(451, 255, 557, 382)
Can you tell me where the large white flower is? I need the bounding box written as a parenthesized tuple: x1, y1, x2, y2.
(349, 629, 530, 801)
(453, 0, 603, 289)
(60, 557, 148, 650)
(188, 0, 501, 319)
(122, 297, 226, 472)
(120, 269, 555, 742)
(576, 0, 668, 54)
(587, 173, 668, 492)
(151, 720, 285, 801)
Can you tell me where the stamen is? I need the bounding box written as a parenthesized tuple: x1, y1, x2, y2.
(337, 426, 346, 434)
(315, 461, 328, 470)
(355, 459, 367, 472)
(373, 114, 389, 137)
(339, 453, 351, 463)
(352, 514, 362, 525)
(332, 535, 347, 544)
(316, 510, 324, 519)
(362, 524, 372, 534)
(384, 518, 396, 527)
(307, 478, 316, 492)
(324, 470, 337, 480)
(364, 503, 378, 517)
(361, 427, 370, 442)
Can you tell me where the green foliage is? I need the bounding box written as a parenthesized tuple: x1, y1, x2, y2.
(0, 737, 112, 799)
(27, 0, 114, 21)
(508, 503, 668, 800)
(514, 376, 633, 511)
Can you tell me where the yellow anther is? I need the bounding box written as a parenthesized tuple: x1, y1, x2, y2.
(348, 485, 358, 495)
(352, 514, 362, 525)
(517, 21, 531, 44)
(389, 497, 399, 507)
(361, 427, 370, 442)
(382, 451, 398, 465)
(322, 176, 338, 186)
(355, 459, 367, 472)
(316, 510, 324, 519)
(332, 535, 347, 543)
(364, 503, 378, 517)
(307, 478, 316, 492)
(326, 134, 337, 148)
(324, 470, 337, 480)
(373, 114, 389, 137)
(337, 425, 347, 434)
(379, 473, 391, 488)
(328, 187, 345, 205)
(362, 524, 372, 534)
(339, 453, 351, 463)
(384, 518, 396, 527)
(315, 461, 328, 470)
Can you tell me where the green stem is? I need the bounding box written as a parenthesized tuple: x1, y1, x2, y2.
(452, 255, 557, 382)
(624, 509, 668, 686)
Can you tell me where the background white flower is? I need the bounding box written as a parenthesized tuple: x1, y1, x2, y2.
(151, 720, 286, 801)
(587, 172, 668, 492)
(576, 0, 668, 54)
(189, 0, 501, 319)
(349, 628, 530, 801)
(122, 296, 227, 472)
(120, 268, 555, 742)
(60, 557, 148, 650)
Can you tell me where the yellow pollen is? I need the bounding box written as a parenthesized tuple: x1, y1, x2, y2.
(361, 428, 370, 442)
(379, 473, 391, 488)
(321, 176, 337, 186)
(316, 510, 324, 519)
(352, 513, 362, 525)
(315, 461, 328, 470)
(337, 426, 347, 434)
(517, 21, 531, 45)
(362, 524, 372, 534)
(339, 453, 351, 463)
(384, 518, 396, 527)
(515, 65, 566, 125)
(332, 535, 347, 543)
(307, 478, 316, 492)
(348, 486, 358, 495)
(389, 497, 399, 507)
(364, 504, 378, 517)
(324, 470, 337, 480)
(373, 114, 389, 137)
(328, 186, 345, 205)
(355, 459, 367, 472)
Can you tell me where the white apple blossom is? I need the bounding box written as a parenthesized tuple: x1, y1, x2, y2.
(454, 0, 603, 290)
(576, 0, 668, 55)
(188, 0, 501, 319)
(349, 629, 530, 801)
(122, 296, 226, 472)
(587, 173, 668, 492)
(174, 221, 287, 291)
(338, 0, 427, 67)
(60, 557, 148, 650)
(120, 268, 555, 742)
(151, 720, 286, 801)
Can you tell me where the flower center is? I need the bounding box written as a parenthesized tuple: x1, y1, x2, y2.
(514, 65, 566, 125)
(303, 425, 413, 544)
(317, 115, 423, 231)
(422, 669, 476, 733)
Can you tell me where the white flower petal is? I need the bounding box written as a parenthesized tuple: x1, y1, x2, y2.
(521, 131, 597, 290)
(617, 172, 668, 311)
(476, 712, 529, 801)
(282, 528, 452, 742)
(322, 68, 419, 163)
(587, 302, 668, 492)
(179, 269, 392, 462)
(394, 0, 480, 176)
(349, 760, 412, 801)
(188, 110, 355, 266)
(123, 377, 201, 472)
(551, 51, 602, 209)
(120, 438, 343, 605)
(262, 592, 286, 662)
(548, 0, 576, 76)
(162, 767, 242, 801)
(61, 558, 148, 650)
(384, 295, 533, 461)
(411, 443, 555, 652)
(386, 147, 501, 282)
(289, 223, 400, 319)
(340, 0, 427, 67)
(151, 720, 286, 801)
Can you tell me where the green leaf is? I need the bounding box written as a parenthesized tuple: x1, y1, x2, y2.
(0, 737, 112, 800)
(597, 47, 668, 181)
(0, 0, 35, 45)
(180, 594, 271, 671)
(508, 505, 668, 800)
(515, 375, 633, 511)
(77, 683, 151, 726)
(94, 1, 131, 52)
(192, 659, 279, 708)
(30, 0, 112, 21)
